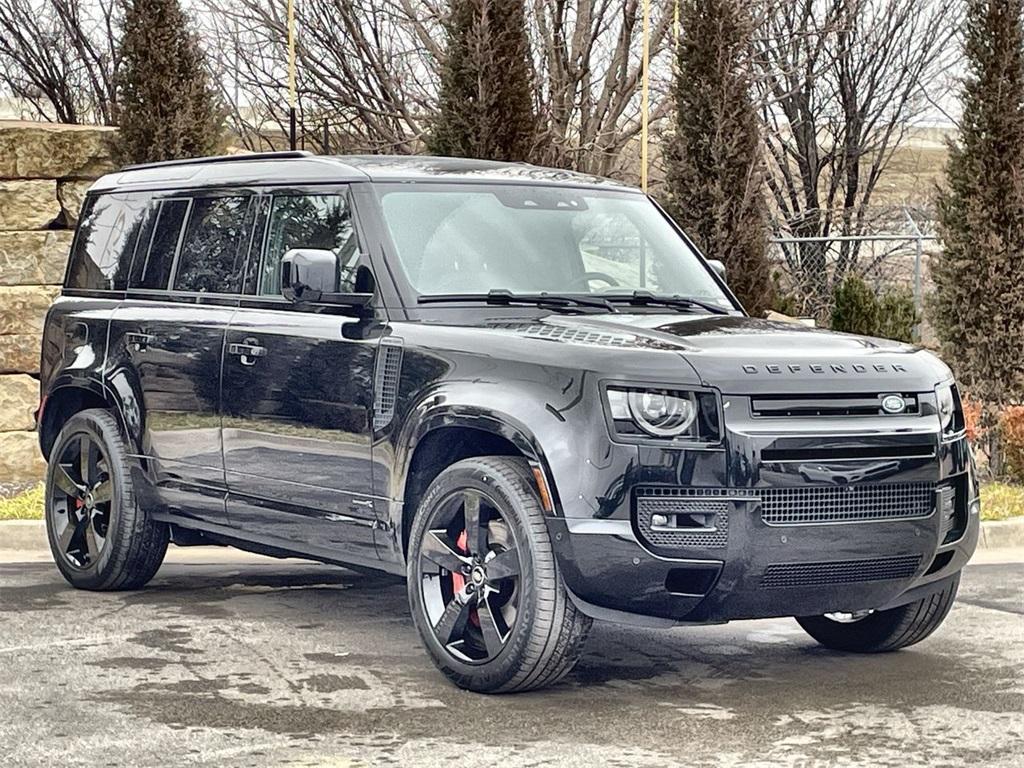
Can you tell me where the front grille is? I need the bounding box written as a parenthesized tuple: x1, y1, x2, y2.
(635, 487, 730, 551)
(761, 555, 922, 588)
(760, 483, 935, 525)
(751, 393, 920, 417)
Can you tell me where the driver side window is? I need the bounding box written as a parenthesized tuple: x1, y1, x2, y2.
(259, 192, 359, 296)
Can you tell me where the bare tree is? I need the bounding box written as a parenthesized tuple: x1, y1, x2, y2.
(754, 0, 958, 318)
(202, 0, 435, 153)
(0, 0, 120, 124)
(531, 0, 674, 177)
(202, 0, 675, 177)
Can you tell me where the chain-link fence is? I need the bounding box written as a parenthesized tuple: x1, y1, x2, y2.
(767, 211, 940, 342)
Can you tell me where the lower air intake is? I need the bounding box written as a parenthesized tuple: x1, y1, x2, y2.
(760, 483, 935, 525)
(634, 487, 729, 551)
(761, 555, 922, 589)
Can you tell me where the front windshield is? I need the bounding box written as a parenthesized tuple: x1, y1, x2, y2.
(375, 183, 733, 308)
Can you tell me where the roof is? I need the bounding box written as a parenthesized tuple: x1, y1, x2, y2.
(88, 151, 638, 195)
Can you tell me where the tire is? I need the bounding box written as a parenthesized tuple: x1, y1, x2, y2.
(407, 456, 591, 693)
(796, 574, 960, 653)
(45, 408, 169, 591)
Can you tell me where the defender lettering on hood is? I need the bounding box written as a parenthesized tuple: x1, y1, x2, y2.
(741, 363, 909, 375)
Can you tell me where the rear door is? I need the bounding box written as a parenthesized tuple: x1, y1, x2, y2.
(107, 192, 255, 526)
(220, 187, 381, 564)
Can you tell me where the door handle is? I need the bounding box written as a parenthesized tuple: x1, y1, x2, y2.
(228, 338, 267, 366)
(125, 332, 153, 352)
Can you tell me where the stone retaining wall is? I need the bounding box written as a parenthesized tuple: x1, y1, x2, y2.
(0, 121, 116, 485)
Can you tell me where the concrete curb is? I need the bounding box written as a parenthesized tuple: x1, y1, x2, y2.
(0, 519, 47, 552)
(977, 517, 1024, 549)
(3, 517, 1024, 554)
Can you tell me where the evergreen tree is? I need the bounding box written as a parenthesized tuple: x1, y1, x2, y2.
(427, 0, 537, 161)
(933, 0, 1024, 471)
(115, 0, 222, 164)
(664, 0, 773, 315)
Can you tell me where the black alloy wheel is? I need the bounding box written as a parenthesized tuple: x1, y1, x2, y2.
(45, 409, 168, 591)
(407, 456, 591, 693)
(49, 431, 113, 569)
(418, 488, 523, 664)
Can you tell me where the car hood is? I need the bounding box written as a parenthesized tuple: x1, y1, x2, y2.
(506, 313, 951, 394)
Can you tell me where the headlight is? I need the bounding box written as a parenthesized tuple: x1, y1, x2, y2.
(605, 387, 720, 441)
(935, 383, 963, 435)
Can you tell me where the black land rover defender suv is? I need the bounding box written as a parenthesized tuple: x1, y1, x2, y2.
(38, 152, 978, 693)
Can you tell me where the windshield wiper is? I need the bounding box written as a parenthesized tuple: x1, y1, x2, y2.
(601, 290, 731, 315)
(419, 290, 617, 313)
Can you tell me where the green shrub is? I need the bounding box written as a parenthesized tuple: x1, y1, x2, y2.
(831, 275, 880, 336)
(877, 287, 919, 343)
(831, 275, 918, 342)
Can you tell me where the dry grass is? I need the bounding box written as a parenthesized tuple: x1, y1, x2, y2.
(0, 483, 43, 521)
(979, 483, 1024, 522)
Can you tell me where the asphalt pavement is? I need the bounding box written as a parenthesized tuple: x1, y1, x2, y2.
(1, 547, 1021, 767)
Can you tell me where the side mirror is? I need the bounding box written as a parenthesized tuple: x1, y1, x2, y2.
(281, 248, 338, 303)
(708, 259, 727, 281)
(281, 248, 376, 308)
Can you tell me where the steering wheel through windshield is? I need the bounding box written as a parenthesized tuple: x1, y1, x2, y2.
(568, 271, 621, 291)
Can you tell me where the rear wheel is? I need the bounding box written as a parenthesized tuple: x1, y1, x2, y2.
(796, 575, 960, 653)
(407, 456, 591, 693)
(45, 409, 168, 590)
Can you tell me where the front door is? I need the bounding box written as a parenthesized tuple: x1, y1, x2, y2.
(220, 188, 380, 564)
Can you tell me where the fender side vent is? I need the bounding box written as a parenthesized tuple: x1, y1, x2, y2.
(373, 339, 404, 431)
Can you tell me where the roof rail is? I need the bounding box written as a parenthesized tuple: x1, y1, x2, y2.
(121, 150, 314, 172)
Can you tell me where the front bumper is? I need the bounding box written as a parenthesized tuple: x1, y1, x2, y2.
(549, 489, 978, 625)
(547, 420, 979, 626)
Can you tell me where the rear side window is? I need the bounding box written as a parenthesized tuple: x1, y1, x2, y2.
(173, 196, 251, 294)
(66, 193, 151, 291)
(130, 199, 188, 290)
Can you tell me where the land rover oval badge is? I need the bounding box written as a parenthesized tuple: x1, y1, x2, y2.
(881, 394, 907, 414)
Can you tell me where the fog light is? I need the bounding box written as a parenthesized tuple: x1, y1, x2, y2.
(970, 499, 981, 516)
(651, 513, 670, 527)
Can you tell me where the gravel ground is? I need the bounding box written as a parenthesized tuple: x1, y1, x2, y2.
(0, 547, 1021, 767)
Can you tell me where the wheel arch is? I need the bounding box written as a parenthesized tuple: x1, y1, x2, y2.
(39, 378, 132, 460)
(396, 409, 559, 558)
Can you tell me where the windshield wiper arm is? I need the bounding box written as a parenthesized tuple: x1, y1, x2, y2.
(419, 290, 617, 313)
(602, 290, 730, 315)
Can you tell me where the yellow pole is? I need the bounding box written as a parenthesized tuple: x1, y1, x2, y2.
(641, 0, 650, 192)
(674, 0, 680, 52)
(287, 0, 297, 150)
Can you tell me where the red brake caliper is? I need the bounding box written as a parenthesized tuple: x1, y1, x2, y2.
(451, 530, 480, 627)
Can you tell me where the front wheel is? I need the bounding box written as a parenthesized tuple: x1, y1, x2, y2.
(796, 575, 960, 653)
(407, 456, 591, 693)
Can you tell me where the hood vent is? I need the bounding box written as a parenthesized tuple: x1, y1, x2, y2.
(488, 321, 636, 347)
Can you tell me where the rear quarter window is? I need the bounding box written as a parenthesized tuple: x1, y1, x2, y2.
(129, 199, 189, 290)
(66, 193, 151, 291)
